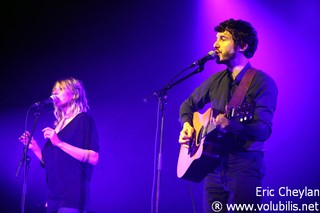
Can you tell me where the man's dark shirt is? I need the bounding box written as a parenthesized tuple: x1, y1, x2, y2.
(179, 63, 278, 151)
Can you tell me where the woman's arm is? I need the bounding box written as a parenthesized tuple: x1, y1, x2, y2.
(42, 127, 99, 165)
(57, 141, 99, 165)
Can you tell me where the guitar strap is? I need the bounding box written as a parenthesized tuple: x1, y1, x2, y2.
(226, 67, 257, 149)
(227, 67, 258, 110)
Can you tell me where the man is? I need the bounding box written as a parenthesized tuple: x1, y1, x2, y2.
(179, 19, 278, 212)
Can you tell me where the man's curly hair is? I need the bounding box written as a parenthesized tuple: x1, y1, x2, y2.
(214, 19, 258, 58)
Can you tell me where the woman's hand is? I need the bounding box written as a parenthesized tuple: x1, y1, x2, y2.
(42, 127, 62, 146)
(18, 131, 39, 151)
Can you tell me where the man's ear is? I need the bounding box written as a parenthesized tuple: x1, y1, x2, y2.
(238, 43, 248, 52)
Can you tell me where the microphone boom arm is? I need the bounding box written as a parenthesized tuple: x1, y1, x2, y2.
(146, 65, 205, 102)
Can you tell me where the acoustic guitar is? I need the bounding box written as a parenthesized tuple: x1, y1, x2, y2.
(177, 101, 254, 182)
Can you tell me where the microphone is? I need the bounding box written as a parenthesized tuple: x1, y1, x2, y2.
(31, 95, 58, 108)
(189, 50, 216, 68)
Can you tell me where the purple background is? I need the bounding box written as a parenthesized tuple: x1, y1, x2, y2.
(1, 1, 320, 212)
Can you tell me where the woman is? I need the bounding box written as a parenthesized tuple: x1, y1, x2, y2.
(19, 77, 99, 213)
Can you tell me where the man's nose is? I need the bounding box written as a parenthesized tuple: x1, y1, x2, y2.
(213, 41, 219, 49)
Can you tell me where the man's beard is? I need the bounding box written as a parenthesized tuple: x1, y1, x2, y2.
(215, 50, 236, 64)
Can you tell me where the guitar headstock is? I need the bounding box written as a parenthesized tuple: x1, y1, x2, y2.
(228, 101, 255, 123)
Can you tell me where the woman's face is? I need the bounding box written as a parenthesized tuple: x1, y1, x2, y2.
(52, 82, 74, 109)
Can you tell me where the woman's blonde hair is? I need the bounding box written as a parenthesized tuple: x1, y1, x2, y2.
(52, 77, 89, 125)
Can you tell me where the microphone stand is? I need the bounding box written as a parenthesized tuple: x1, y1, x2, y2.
(145, 64, 205, 213)
(16, 107, 41, 213)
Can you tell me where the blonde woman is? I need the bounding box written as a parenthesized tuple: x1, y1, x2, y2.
(19, 77, 99, 213)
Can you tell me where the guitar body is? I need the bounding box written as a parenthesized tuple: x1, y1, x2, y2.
(177, 108, 220, 182)
(177, 101, 255, 182)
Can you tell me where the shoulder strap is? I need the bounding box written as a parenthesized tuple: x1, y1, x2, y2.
(227, 67, 257, 110)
